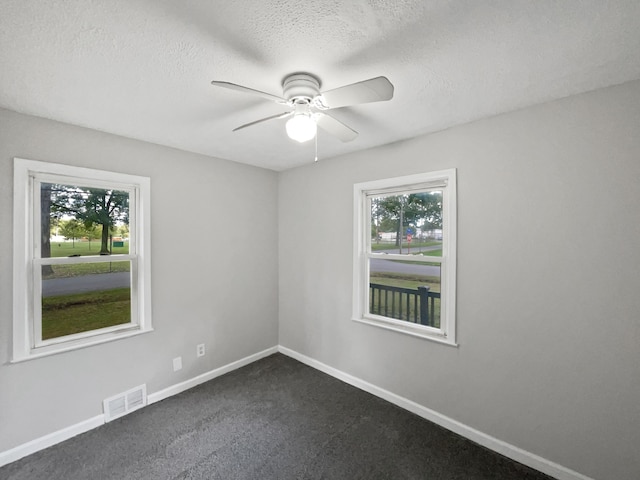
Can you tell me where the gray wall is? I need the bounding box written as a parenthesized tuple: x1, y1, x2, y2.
(2, 80, 639, 480)
(0, 108, 279, 452)
(278, 80, 640, 480)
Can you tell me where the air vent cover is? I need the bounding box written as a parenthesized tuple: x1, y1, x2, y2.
(103, 385, 147, 422)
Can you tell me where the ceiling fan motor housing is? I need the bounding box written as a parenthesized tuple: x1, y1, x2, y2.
(282, 73, 321, 103)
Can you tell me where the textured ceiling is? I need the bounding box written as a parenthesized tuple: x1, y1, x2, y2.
(1, 1, 639, 171)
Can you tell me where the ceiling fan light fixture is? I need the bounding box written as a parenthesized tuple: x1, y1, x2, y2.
(285, 113, 317, 143)
(211, 72, 394, 146)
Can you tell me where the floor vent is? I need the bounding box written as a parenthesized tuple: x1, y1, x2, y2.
(103, 385, 147, 422)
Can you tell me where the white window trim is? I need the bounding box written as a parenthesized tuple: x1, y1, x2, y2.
(352, 169, 457, 346)
(12, 158, 153, 362)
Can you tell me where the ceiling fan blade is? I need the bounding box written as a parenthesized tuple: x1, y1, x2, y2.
(232, 111, 292, 132)
(319, 76, 394, 109)
(316, 113, 358, 142)
(211, 80, 286, 103)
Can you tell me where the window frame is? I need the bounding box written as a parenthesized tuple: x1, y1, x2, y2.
(12, 158, 153, 362)
(352, 169, 457, 346)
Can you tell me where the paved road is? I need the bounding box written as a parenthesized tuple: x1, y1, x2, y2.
(373, 244, 441, 255)
(42, 272, 130, 297)
(370, 258, 441, 277)
(41, 251, 438, 296)
(370, 244, 442, 276)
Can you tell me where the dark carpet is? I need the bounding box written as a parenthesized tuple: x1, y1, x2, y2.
(1, 353, 553, 480)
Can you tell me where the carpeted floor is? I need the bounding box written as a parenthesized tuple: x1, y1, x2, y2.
(1, 353, 553, 480)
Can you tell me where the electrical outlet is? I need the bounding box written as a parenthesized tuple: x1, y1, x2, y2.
(173, 356, 182, 371)
(197, 344, 205, 357)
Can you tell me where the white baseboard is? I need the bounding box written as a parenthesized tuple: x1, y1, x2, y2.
(147, 346, 278, 404)
(0, 415, 104, 468)
(0, 346, 278, 469)
(278, 346, 595, 480)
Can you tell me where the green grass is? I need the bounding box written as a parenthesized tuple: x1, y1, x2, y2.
(45, 239, 130, 279)
(371, 240, 441, 251)
(42, 288, 131, 340)
(43, 261, 130, 279)
(50, 241, 129, 257)
(42, 243, 131, 337)
(370, 272, 440, 292)
(415, 249, 442, 257)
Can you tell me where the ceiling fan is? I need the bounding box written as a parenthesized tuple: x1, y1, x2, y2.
(210, 73, 394, 143)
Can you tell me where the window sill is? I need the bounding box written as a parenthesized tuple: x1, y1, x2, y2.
(352, 315, 458, 347)
(11, 327, 154, 364)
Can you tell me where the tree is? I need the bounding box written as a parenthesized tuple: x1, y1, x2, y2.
(59, 219, 84, 247)
(372, 195, 412, 247)
(372, 192, 443, 248)
(83, 224, 101, 251)
(115, 223, 129, 239)
(50, 185, 129, 254)
(81, 189, 129, 254)
(407, 191, 442, 232)
(41, 184, 54, 274)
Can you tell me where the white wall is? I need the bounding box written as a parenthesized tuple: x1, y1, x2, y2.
(278, 80, 640, 480)
(0, 108, 279, 452)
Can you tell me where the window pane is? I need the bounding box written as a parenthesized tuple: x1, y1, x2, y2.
(368, 259, 441, 328)
(42, 182, 130, 258)
(370, 191, 443, 255)
(41, 261, 131, 340)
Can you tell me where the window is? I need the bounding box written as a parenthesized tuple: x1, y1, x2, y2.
(13, 158, 152, 361)
(352, 169, 457, 345)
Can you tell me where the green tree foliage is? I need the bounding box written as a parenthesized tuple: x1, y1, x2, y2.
(47, 183, 129, 254)
(371, 192, 442, 246)
(115, 223, 129, 239)
(59, 219, 84, 247)
(407, 191, 442, 230)
(83, 224, 102, 251)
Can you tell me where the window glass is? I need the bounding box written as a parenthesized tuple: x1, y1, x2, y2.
(368, 190, 443, 328)
(370, 191, 443, 255)
(369, 261, 441, 328)
(41, 262, 131, 340)
(42, 182, 130, 258)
